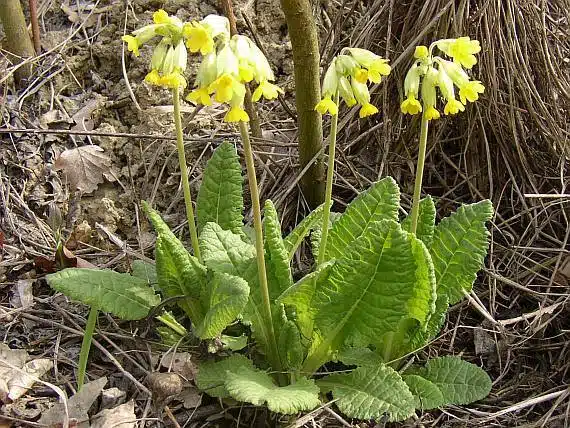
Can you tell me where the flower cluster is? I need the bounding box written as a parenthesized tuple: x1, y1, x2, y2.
(401, 37, 484, 120)
(122, 11, 282, 122)
(186, 29, 282, 122)
(315, 48, 391, 118)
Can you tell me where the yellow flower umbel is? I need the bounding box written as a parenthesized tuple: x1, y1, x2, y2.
(315, 48, 390, 118)
(122, 9, 188, 89)
(401, 37, 484, 120)
(186, 18, 283, 123)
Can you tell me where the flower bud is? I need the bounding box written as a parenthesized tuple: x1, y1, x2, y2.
(421, 66, 438, 108)
(195, 51, 217, 87)
(338, 76, 356, 107)
(335, 54, 359, 76)
(350, 78, 370, 106)
(201, 14, 230, 39)
(414, 45, 429, 59)
(217, 43, 239, 77)
(151, 40, 169, 70)
(437, 67, 455, 101)
(322, 59, 339, 97)
(403, 63, 421, 98)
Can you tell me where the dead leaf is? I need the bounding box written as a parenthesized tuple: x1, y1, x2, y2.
(91, 400, 136, 428)
(175, 386, 202, 409)
(54, 146, 113, 194)
(100, 387, 126, 410)
(147, 372, 183, 406)
(38, 377, 107, 428)
(10, 279, 34, 309)
(34, 245, 95, 274)
(160, 352, 196, 380)
(0, 344, 28, 402)
(8, 359, 53, 401)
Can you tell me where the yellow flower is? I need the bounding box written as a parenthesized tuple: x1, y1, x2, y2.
(160, 72, 187, 89)
(447, 37, 481, 69)
(315, 97, 338, 115)
(414, 45, 429, 59)
(252, 80, 283, 102)
(208, 74, 244, 103)
(443, 99, 465, 115)
(187, 87, 212, 105)
(359, 103, 378, 118)
(225, 106, 250, 122)
(144, 69, 161, 85)
(354, 69, 368, 84)
(122, 35, 140, 56)
(366, 60, 391, 83)
(238, 63, 254, 82)
(183, 22, 214, 55)
(459, 80, 485, 104)
(401, 96, 422, 115)
(424, 105, 440, 120)
(153, 9, 170, 24)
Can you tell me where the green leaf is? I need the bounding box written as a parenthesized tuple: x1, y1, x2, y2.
(131, 260, 157, 286)
(402, 196, 436, 248)
(220, 334, 248, 351)
(278, 320, 305, 370)
(310, 212, 341, 261)
(196, 142, 244, 234)
(323, 177, 400, 261)
(263, 200, 293, 296)
(225, 365, 320, 414)
(430, 200, 493, 304)
(142, 203, 207, 300)
(403, 374, 444, 410)
(283, 204, 323, 260)
(409, 294, 449, 350)
(277, 261, 335, 339)
(336, 347, 383, 367)
(196, 354, 254, 398)
(318, 364, 415, 421)
(46, 269, 160, 320)
(420, 356, 492, 405)
(313, 221, 434, 352)
(194, 272, 249, 339)
(199, 222, 257, 283)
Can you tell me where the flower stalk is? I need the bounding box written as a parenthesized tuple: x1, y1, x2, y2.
(238, 121, 281, 373)
(172, 86, 201, 261)
(409, 111, 429, 234)
(317, 91, 339, 265)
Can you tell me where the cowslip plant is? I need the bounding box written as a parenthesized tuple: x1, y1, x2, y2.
(46, 15, 493, 422)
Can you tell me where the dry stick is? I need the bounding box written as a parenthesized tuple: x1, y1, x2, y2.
(280, 0, 325, 208)
(219, 0, 262, 139)
(29, 0, 41, 53)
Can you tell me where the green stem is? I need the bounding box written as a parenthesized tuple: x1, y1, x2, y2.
(317, 92, 339, 265)
(238, 121, 281, 373)
(77, 306, 98, 390)
(409, 110, 429, 235)
(172, 86, 201, 262)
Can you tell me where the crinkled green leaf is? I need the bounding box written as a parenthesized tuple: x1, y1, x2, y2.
(403, 374, 444, 410)
(225, 365, 320, 414)
(318, 364, 415, 421)
(46, 269, 160, 320)
(312, 220, 434, 354)
(278, 319, 305, 370)
(310, 212, 341, 261)
(131, 260, 157, 286)
(220, 334, 248, 351)
(323, 177, 400, 261)
(430, 200, 493, 304)
(277, 261, 335, 339)
(263, 200, 292, 296)
(196, 142, 244, 234)
(402, 196, 436, 249)
(199, 222, 257, 283)
(420, 356, 492, 405)
(195, 272, 249, 339)
(196, 354, 254, 398)
(336, 347, 383, 367)
(283, 204, 323, 260)
(409, 294, 449, 351)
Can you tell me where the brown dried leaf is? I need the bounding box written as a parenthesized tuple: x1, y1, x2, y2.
(10, 279, 34, 309)
(54, 146, 112, 194)
(91, 400, 136, 428)
(8, 359, 53, 401)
